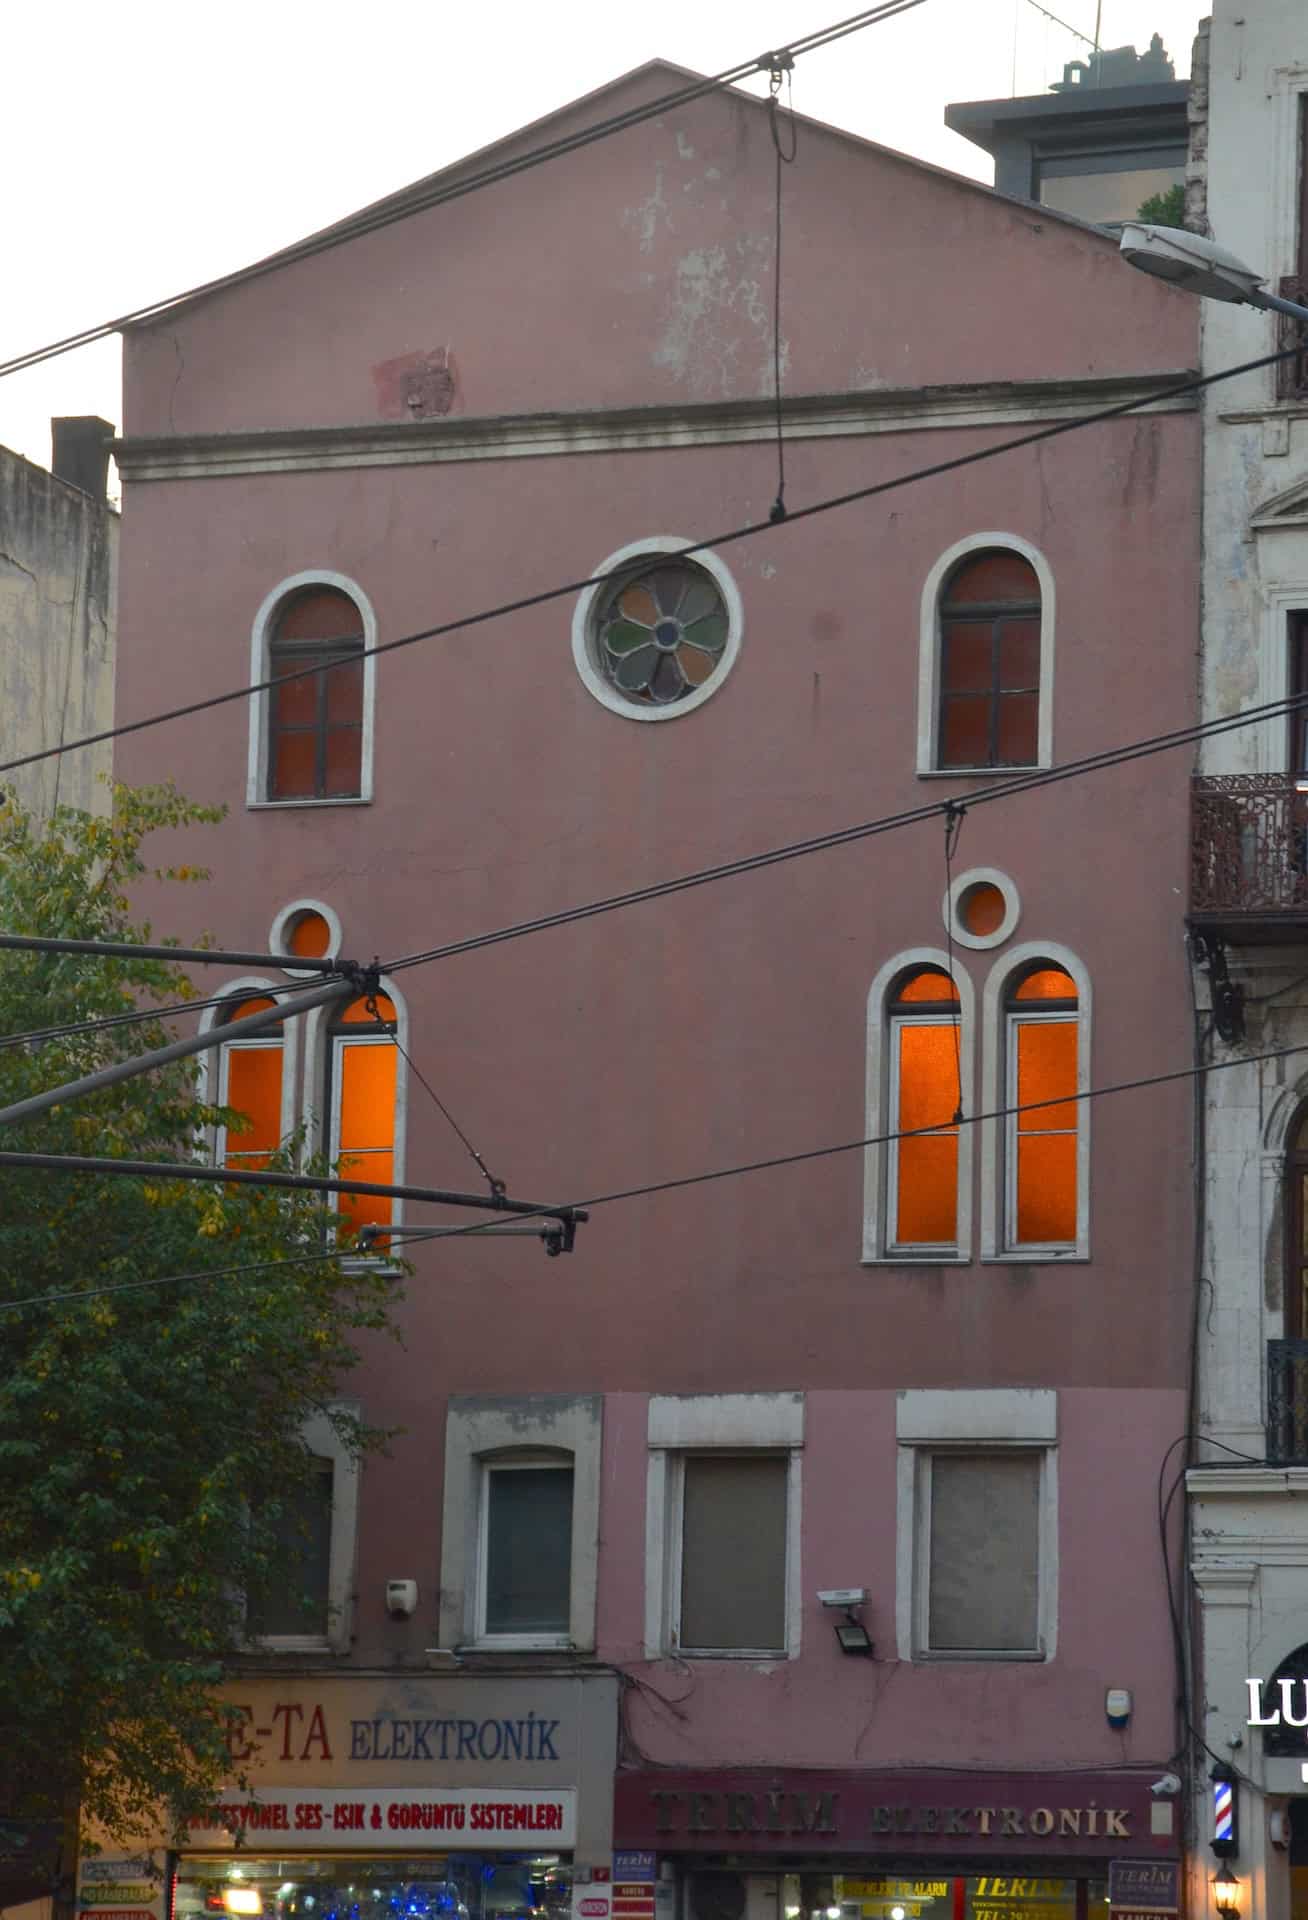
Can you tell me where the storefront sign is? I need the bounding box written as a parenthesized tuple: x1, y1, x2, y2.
(77, 1853, 165, 1920)
(1247, 1679, 1308, 1728)
(613, 1772, 1178, 1858)
(186, 1786, 576, 1849)
(614, 1856, 656, 1884)
(1109, 1861, 1179, 1914)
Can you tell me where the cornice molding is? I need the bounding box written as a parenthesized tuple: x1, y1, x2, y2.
(114, 371, 1199, 484)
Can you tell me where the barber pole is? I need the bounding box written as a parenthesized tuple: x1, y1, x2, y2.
(1212, 1767, 1237, 1859)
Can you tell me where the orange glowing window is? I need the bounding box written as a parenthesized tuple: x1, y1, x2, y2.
(287, 909, 332, 961)
(958, 881, 1006, 938)
(219, 996, 283, 1172)
(329, 994, 399, 1242)
(1005, 964, 1079, 1248)
(267, 588, 364, 802)
(889, 967, 962, 1249)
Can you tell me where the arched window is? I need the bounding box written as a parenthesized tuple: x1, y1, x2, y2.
(1002, 962, 1080, 1250)
(216, 994, 285, 1171)
(327, 993, 399, 1242)
(1285, 1103, 1308, 1337)
(265, 586, 365, 801)
(887, 966, 965, 1254)
(937, 550, 1042, 770)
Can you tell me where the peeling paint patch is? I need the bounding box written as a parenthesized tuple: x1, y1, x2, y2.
(622, 162, 671, 255)
(676, 130, 695, 160)
(653, 236, 782, 400)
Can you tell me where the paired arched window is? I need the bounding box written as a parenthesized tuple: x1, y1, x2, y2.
(248, 573, 377, 808)
(866, 942, 1089, 1263)
(1001, 962, 1080, 1249)
(917, 537, 1054, 774)
(326, 994, 400, 1240)
(213, 990, 288, 1172)
(1284, 1105, 1308, 1337)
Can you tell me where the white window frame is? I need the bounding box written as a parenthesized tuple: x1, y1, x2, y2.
(980, 941, 1091, 1262)
(895, 1388, 1057, 1664)
(439, 1396, 602, 1653)
(474, 1452, 576, 1650)
(198, 976, 298, 1162)
(248, 1404, 361, 1656)
(246, 569, 377, 808)
(270, 897, 343, 978)
(863, 949, 974, 1265)
(570, 537, 744, 723)
(915, 533, 1056, 776)
(644, 1393, 803, 1661)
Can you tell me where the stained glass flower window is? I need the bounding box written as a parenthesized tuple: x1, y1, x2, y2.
(596, 563, 730, 708)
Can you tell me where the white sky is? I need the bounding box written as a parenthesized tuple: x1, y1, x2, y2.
(1, 0, 1207, 475)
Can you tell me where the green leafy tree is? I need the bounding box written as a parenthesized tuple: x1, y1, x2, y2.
(0, 784, 400, 1861)
(1136, 182, 1186, 228)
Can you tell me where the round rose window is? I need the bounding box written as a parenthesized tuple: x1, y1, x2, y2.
(597, 563, 730, 708)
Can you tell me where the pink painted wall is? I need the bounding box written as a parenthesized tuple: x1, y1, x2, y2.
(122, 65, 1197, 438)
(111, 68, 1199, 1762)
(596, 1390, 1186, 1769)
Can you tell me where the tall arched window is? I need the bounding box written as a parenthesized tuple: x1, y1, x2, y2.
(216, 995, 285, 1171)
(266, 586, 365, 801)
(937, 550, 1042, 770)
(1002, 962, 1080, 1249)
(888, 965, 964, 1253)
(327, 993, 399, 1241)
(1285, 1104, 1308, 1337)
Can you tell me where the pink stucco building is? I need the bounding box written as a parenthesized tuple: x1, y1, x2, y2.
(112, 61, 1200, 1920)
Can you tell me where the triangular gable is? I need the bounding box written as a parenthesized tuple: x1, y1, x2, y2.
(1252, 473, 1308, 531)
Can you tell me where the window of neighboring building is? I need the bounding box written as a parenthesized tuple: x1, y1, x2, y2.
(477, 1457, 575, 1642)
(1003, 963, 1080, 1249)
(1277, 95, 1308, 399)
(937, 550, 1041, 770)
(888, 967, 964, 1253)
(571, 539, 743, 722)
(917, 536, 1054, 776)
(215, 994, 285, 1171)
(1285, 1102, 1308, 1338)
(247, 572, 376, 809)
(1290, 611, 1308, 772)
(438, 1397, 602, 1653)
(896, 1388, 1057, 1663)
(644, 1393, 803, 1660)
(326, 993, 399, 1243)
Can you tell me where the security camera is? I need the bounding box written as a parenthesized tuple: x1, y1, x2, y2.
(386, 1579, 419, 1619)
(1150, 1774, 1182, 1798)
(818, 1588, 868, 1610)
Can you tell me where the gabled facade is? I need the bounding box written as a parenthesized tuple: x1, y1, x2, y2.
(110, 60, 1200, 1920)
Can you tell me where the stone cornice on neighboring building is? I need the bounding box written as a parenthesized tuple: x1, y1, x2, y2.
(114, 371, 1199, 484)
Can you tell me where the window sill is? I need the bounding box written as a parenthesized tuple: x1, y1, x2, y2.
(247, 796, 372, 811)
(669, 1647, 794, 1661)
(862, 1253, 972, 1267)
(979, 1249, 1089, 1264)
(915, 764, 1044, 780)
(460, 1635, 574, 1654)
(913, 1647, 1048, 1663)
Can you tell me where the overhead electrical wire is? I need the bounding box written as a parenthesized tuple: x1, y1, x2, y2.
(0, 2, 924, 384)
(0, 342, 1296, 790)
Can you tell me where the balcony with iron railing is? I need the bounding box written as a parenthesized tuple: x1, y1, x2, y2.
(1267, 1339, 1308, 1462)
(1191, 774, 1308, 941)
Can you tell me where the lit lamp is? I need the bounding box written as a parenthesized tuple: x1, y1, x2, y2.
(1212, 1866, 1241, 1920)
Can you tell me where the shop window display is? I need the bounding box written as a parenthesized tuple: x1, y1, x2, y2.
(174, 1857, 573, 1920)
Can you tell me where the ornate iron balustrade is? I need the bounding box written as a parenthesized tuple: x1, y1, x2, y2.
(1267, 1339, 1308, 1462)
(1192, 774, 1308, 917)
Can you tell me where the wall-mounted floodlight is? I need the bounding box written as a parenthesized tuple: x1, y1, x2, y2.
(1119, 223, 1308, 324)
(818, 1588, 874, 1657)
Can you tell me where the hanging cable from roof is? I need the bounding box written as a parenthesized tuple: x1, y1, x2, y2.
(767, 53, 798, 525)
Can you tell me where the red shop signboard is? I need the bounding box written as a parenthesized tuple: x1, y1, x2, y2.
(612, 1772, 1178, 1858)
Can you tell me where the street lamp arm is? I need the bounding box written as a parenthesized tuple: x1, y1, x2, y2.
(1246, 285, 1308, 326)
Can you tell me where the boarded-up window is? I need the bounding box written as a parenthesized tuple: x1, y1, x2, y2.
(679, 1454, 787, 1652)
(248, 1456, 334, 1639)
(483, 1463, 574, 1636)
(937, 551, 1041, 770)
(329, 993, 399, 1242)
(218, 996, 283, 1171)
(927, 1452, 1040, 1652)
(1005, 966, 1079, 1248)
(889, 967, 961, 1249)
(267, 587, 364, 801)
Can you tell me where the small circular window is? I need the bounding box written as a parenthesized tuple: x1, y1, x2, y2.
(270, 899, 342, 976)
(943, 867, 1020, 950)
(572, 539, 742, 721)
